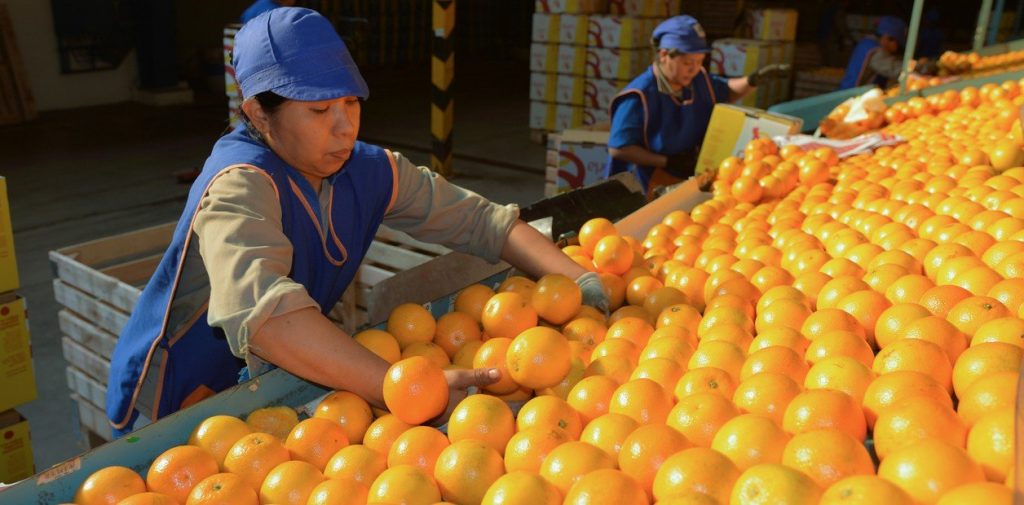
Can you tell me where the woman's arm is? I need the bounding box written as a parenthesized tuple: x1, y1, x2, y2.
(499, 220, 588, 280)
(609, 145, 669, 169)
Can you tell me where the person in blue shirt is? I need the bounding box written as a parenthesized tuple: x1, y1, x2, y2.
(916, 8, 943, 60)
(242, 0, 296, 24)
(605, 15, 790, 197)
(839, 16, 908, 90)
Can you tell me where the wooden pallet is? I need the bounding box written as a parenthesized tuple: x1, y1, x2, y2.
(0, 3, 36, 126)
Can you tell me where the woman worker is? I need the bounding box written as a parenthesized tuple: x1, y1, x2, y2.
(106, 7, 608, 436)
(605, 15, 791, 197)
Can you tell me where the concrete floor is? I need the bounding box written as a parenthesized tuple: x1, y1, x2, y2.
(3, 61, 545, 471)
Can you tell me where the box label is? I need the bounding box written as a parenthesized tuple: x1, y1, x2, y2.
(530, 43, 559, 73)
(532, 13, 561, 42)
(0, 297, 35, 413)
(559, 14, 590, 45)
(0, 179, 18, 294)
(695, 104, 803, 175)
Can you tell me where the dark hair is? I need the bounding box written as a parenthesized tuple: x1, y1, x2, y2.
(241, 91, 289, 141)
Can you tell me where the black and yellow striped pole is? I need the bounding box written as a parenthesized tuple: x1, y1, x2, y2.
(431, 0, 455, 177)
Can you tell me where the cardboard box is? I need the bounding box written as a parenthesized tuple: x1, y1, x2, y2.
(535, 0, 608, 14)
(559, 14, 590, 45)
(750, 8, 798, 41)
(532, 13, 561, 42)
(583, 107, 611, 126)
(557, 44, 587, 75)
(710, 38, 775, 77)
(530, 101, 585, 131)
(0, 178, 18, 295)
(530, 72, 559, 102)
(584, 77, 629, 109)
(587, 15, 655, 48)
(0, 410, 32, 484)
(549, 130, 611, 193)
(585, 47, 650, 79)
(609, 0, 679, 17)
(695, 104, 802, 175)
(0, 295, 34, 413)
(556, 74, 586, 105)
(530, 43, 560, 73)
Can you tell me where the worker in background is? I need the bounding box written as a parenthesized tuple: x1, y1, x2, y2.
(839, 16, 909, 89)
(106, 8, 609, 436)
(605, 15, 791, 197)
(242, 0, 297, 24)
(916, 7, 944, 60)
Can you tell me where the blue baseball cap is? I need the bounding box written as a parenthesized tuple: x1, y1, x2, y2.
(233, 7, 368, 101)
(877, 16, 907, 45)
(652, 15, 710, 54)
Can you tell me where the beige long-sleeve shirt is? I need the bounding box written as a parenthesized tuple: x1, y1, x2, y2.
(166, 151, 519, 371)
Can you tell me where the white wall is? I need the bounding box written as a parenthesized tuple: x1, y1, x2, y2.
(6, 0, 138, 111)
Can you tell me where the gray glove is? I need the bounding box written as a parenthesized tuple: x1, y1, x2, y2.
(748, 63, 792, 87)
(576, 271, 610, 315)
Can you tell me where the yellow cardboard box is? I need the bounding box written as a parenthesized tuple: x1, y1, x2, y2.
(535, 0, 608, 14)
(0, 409, 32, 484)
(695, 104, 803, 175)
(557, 44, 587, 75)
(532, 13, 561, 42)
(587, 16, 654, 49)
(609, 0, 680, 17)
(530, 101, 585, 131)
(550, 129, 611, 193)
(751, 8, 798, 41)
(585, 47, 650, 80)
(530, 72, 559, 102)
(559, 14, 590, 45)
(0, 178, 18, 294)
(556, 74, 586, 105)
(530, 43, 559, 73)
(0, 295, 35, 413)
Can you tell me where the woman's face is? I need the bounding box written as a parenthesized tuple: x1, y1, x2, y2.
(245, 96, 361, 181)
(659, 51, 705, 88)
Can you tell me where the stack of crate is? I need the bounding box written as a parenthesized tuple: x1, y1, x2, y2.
(224, 24, 244, 131)
(530, 0, 674, 134)
(0, 177, 35, 484)
(709, 8, 798, 110)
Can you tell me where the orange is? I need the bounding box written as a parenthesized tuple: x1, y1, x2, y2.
(640, 337, 695, 368)
(874, 303, 931, 349)
(562, 468, 647, 505)
(740, 346, 809, 382)
(531, 274, 583, 325)
(626, 276, 664, 307)
(710, 414, 789, 471)
(805, 330, 874, 368)
(482, 292, 538, 340)
(305, 479, 368, 505)
(873, 396, 967, 460)
(580, 412, 640, 459)
(591, 338, 639, 366)
(562, 317, 607, 355)
(283, 417, 348, 471)
(820, 475, 914, 505)
(919, 285, 973, 318)
(966, 406, 1014, 482)
(434, 439, 505, 505)
(222, 432, 290, 493)
(886, 274, 936, 304)
(388, 425, 450, 474)
(584, 355, 633, 385)
(656, 304, 703, 336)
(401, 341, 451, 368)
(146, 445, 220, 504)
(609, 305, 654, 326)
(935, 482, 1013, 505)
(504, 426, 570, 473)
(593, 235, 635, 276)
(382, 356, 448, 424)
(652, 447, 740, 503)
(313, 391, 372, 445)
(674, 367, 737, 401)
(666, 391, 739, 448)
(454, 283, 496, 323)
(323, 444, 387, 486)
(803, 356, 874, 403)
(782, 389, 866, 441)
(801, 308, 866, 341)
(608, 378, 672, 426)
(862, 371, 951, 428)
(782, 429, 874, 488)
(447, 393, 515, 454)
(877, 439, 985, 505)
(732, 372, 802, 425)
(606, 317, 656, 347)
(749, 327, 811, 355)
(452, 340, 484, 370)
(952, 342, 1024, 398)
(188, 415, 252, 470)
(873, 338, 954, 393)
(755, 298, 812, 334)
(516, 395, 583, 440)
(257, 460, 324, 505)
(473, 337, 519, 395)
(362, 414, 412, 456)
(643, 287, 690, 317)
(368, 465, 441, 505)
(568, 376, 619, 426)
(618, 424, 690, 501)
(506, 326, 571, 390)
(900, 316, 969, 362)
(731, 463, 823, 504)
(699, 323, 754, 350)
(245, 406, 299, 441)
(481, 471, 562, 505)
(697, 306, 754, 339)
(115, 493, 177, 505)
(542, 354, 586, 399)
(354, 329, 402, 364)
(653, 491, 721, 504)
(498, 276, 538, 301)
(74, 466, 147, 505)
(834, 290, 891, 347)
(688, 341, 746, 381)
(945, 296, 1011, 337)
(987, 278, 1024, 313)
(186, 472, 258, 505)
(539, 440, 616, 495)
(579, 217, 619, 255)
(972, 317, 1024, 348)
(387, 303, 436, 349)
(433, 311, 482, 359)
(958, 371, 1018, 428)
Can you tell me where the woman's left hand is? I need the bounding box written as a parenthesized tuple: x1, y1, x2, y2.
(576, 271, 610, 315)
(430, 367, 501, 426)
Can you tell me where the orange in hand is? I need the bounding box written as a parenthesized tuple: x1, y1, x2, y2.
(382, 356, 449, 425)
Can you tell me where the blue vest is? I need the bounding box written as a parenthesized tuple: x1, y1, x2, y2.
(840, 38, 885, 90)
(106, 127, 396, 435)
(604, 66, 719, 192)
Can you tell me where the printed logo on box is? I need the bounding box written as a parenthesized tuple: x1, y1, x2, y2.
(583, 79, 627, 109)
(559, 14, 590, 45)
(530, 43, 559, 72)
(557, 45, 586, 75)
(532, 13, 561, 42)
(587, 16, 651, 49)
(557, 144, 608, 190)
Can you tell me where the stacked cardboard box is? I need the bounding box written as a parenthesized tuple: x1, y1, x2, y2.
(544, 128, 612, 196)
(0, 178, 35, 484)
(710, 8, 797, 109)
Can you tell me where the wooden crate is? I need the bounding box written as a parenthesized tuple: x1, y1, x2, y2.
(51, 222, 453, 443)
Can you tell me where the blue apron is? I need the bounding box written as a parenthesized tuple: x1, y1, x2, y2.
(106, 127, 397, 436)
(839, 38, 885, 90)
(604, 66, 719, 194)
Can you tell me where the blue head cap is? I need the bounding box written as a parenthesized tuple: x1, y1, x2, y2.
(652, 15, 710, 54)
(877, 16, 907, 45)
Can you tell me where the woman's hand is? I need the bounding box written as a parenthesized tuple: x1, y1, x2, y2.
(429, 367, 501, 426)
(576, 272, 610, 315)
